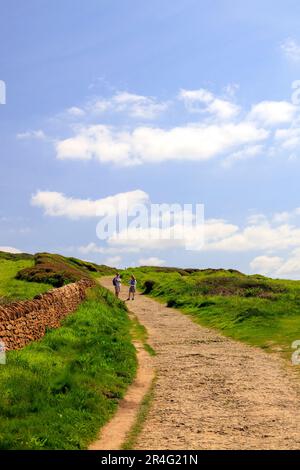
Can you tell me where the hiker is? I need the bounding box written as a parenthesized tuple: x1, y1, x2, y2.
(112, 273, 122, 298)
(127, 275, 137, 301)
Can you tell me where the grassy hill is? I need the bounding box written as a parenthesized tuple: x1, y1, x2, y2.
(15, 252, 115, 287)
(0, 253, 51, 301)
(122, 266, 300, 358)
(0, 250, 116, 301)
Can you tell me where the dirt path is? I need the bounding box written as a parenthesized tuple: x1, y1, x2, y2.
(99, 277, 300, 450)
(89, 343, 154, 450)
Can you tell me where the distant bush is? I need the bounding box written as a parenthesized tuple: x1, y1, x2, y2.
(142, 280, 156, 294)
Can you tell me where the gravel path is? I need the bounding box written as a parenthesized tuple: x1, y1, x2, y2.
(101, 277, 300, 450)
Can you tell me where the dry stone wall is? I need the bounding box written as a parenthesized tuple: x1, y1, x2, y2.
(0, 279, 94, 350)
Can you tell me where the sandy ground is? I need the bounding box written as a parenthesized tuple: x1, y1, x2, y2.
(98, 277, 300, 450)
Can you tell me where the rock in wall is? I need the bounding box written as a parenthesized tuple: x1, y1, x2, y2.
(0, 279, 94, 350)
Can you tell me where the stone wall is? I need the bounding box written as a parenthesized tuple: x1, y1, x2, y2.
(0, 279, 94, 350)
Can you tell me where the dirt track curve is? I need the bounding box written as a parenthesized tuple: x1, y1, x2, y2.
(99, 277, 300, 450)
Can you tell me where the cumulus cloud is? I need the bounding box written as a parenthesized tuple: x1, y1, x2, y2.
(31, 189, 149, 219)
(78, 242, 139, 254)
(276, 248, 300, 276)
(222, 144, 263, 168)
(178, 88, 240, 119)
(23, 86, 300, 168)
(112, 92, 169, 119)
(248, 101, 297, 126)
(105, 218, 237, 251)
(138, 257, 165, 266)
(56, 122, 268, 166)
(250, 255, 283, 275)
(205, 222, 300, 252)
(67, 106, 86, 117)
(103, 255, 122, 267)
(86, 91, 169, 120)
(251, 249, 300, 278)
(0, 246, 22, 254)
(275, 127, 300, 150)
(103, 206, 300, 255)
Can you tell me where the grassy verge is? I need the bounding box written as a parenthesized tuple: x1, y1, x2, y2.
(0, 258, 51, 301)
(121, 374, 156, 450)
(122, 267, 300, 359)
(0, 286, 137, 449)
(130, 315, 156, 356)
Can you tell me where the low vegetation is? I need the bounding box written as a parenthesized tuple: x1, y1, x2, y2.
(123, 267, 300, 357)
(0, 286, 137, 450)
(16, 252, 115, 287)
(0, 250, 115, 301)
(0, 256, 51, 301)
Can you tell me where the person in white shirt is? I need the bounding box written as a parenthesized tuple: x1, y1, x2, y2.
(112, 273, 122, 298)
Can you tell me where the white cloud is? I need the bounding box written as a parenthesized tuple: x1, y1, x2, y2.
(281, 38, 300, 62)
(138, 257, 165, 266)
(250, 255, 283, 275)
(22, 86, 300, 168)
(248, 101, 297, 126)
(247, 213, 268, 225)
(17, 130, 46, 140)
(56, 122, 268, 166)
(78, 242, 106, 254)
(78, 242, 139, 254)
(106, 218, 238, 252)
(67, 106, 85, 117)
(104, 256, 122, 267)
(206, 222, 300, 252)
(275, 127, 300, 150)
(108, 216, 300, 254)
(222, 144, 263, 168)
(179, 88, 240, 120)
(112, 92, 169, 119)
(31, 189, 149, 219)
(86, 91, 169, 120)
(0, 246, 22, 254)
(251, 249, 300, 278)
(272, 208, 300, 223)
(276, 248, 300, 276)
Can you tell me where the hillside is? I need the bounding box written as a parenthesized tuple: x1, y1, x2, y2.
(122, 266, 300, 357)
(0, 251, 115, 301)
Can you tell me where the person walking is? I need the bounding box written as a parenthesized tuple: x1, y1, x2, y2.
(127, 275, 137, 300)
(112, 273, 122, 298)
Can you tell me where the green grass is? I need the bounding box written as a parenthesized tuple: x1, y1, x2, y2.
(121, 374, 156, 450)
(0, 258, 51, 301)
(0, 286, 137, 449)
(130, 315, 156, 356)
(122, 267, 300, 358)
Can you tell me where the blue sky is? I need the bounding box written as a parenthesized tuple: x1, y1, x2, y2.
(1, 0, 300, 277)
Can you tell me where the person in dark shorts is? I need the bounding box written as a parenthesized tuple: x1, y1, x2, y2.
(127, 275, 137, 300)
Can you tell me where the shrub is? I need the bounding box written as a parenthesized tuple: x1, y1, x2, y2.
(143, 280, 156, 294)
